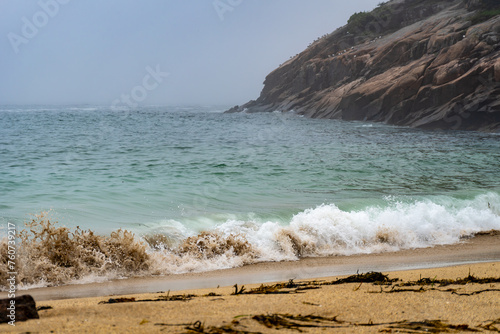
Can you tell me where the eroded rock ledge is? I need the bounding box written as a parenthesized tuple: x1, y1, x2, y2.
(227, 0, 500, 131)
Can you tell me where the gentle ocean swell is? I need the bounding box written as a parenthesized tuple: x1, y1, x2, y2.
(1, 192, 499, 290)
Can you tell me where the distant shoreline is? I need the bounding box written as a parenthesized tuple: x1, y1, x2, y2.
(4, 231, 499, 302)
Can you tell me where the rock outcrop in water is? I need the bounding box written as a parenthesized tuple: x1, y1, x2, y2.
(227, 0, 500, 131)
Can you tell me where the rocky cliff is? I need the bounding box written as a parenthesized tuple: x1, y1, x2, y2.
(227, 0, 500, 131)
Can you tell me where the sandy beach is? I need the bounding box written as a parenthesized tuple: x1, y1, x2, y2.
(1, 232, 499, 333)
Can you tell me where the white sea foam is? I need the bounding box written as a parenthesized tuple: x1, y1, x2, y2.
(5, 192, 500, 290)
(215, 192, 500, 257)
(147, 192, 500, 275)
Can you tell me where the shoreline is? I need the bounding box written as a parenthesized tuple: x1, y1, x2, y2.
(3, 231, 499, 302)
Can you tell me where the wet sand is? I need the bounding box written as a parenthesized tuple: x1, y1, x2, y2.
(1, 233, 499, 333)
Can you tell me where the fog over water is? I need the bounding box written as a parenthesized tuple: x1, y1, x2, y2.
(0, 0, 381, 106)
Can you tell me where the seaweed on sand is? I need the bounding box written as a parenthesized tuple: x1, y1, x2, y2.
(98, 293, 196, 304)
(203, 292, 222, 297)
(401, 272, 500, 287)
(248, 315, 480, 333)
(184, 320, 261, 334)
(365, 269, 500, 295)
(230, 272, 397, 296)
(231, 279, 321, 295)
(479, 318, 500, 332)
(382, 320, 480, 333)
(325, 271, 398, 285)
(231, 284, 246, 295)
(251, 314, 344, 331)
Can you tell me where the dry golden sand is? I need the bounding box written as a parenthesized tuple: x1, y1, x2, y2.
(2, 261, 500, 333)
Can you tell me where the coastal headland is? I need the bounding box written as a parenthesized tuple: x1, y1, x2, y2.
(227, 0, 500, 131)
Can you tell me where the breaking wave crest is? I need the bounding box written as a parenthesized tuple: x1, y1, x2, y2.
(1, 192, 500, 290)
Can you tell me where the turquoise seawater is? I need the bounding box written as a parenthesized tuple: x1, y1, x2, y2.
(1, 105, 500, 286)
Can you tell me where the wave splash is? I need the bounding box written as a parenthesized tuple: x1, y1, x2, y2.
(1, 193, 499, 290)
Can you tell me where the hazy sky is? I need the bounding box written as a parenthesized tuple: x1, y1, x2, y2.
(0, 0, 381, 106)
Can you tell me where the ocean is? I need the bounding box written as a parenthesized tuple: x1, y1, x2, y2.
(1, 105, 500, 289)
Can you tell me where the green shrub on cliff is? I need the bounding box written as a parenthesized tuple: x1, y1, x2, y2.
(470, 9, 500, 24)
(466, 0, 500, 24)
(347, 11, 373, 29)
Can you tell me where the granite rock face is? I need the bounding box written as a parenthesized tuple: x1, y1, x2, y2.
(227, 0, 500, 131)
